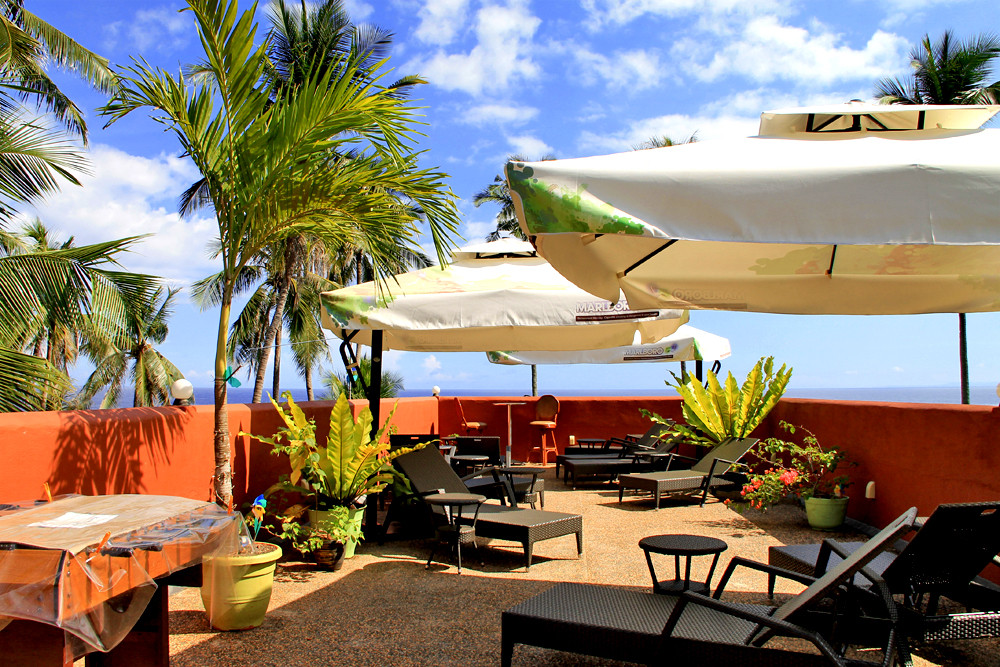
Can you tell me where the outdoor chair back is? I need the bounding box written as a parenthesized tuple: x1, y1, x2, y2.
(394, 445, 471, 496)
(389, 434, 439, 451)
(534, 394, 559, 421)
(452, 436, 503, 466)
(689, 437, 756, 474)
(763, 507, 918, 638)
(881, 501, 1000, 614)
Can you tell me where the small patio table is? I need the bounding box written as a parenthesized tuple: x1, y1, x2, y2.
(493, 402, 526, 466)
(493, 466, 546, 509)
(638, 534, 727, 595)
(424, 492, 486, 574)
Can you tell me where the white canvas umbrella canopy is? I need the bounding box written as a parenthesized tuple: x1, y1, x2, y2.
(486, 324, 730, 366)
(319, 237, 687, 351)
(508, 117, 1000, 315)
(758, 101, 999, 136)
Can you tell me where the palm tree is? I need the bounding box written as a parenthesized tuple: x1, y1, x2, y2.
(103, 0, 460, 504)
(77, 286, 184, 408)
(322, 355, 404, 399)
(631, 133, 698, 150)
(474, 153, 557, 242)
(876, 30, 1000, 404)
(0, 0, 116, 143)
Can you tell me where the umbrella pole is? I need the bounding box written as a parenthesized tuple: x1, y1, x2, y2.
(960, 314, 970, 404)
(368, 330, 384, 435)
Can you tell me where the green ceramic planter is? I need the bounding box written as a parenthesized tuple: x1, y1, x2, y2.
(201, 542, 281, 631)
(308, 507, 365, 558)
(805, 496, 849, 531)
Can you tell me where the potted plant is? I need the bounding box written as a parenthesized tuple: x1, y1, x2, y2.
(200, 495, 283, 630)
(243, 391, 425, 560)
(730, 421, 853, 530)
(277, 505, 363, 571)
(642, 356, 793, 446)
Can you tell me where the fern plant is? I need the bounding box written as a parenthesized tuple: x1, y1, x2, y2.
(644, 357, 792, 446)
(242, 391, 426, 510)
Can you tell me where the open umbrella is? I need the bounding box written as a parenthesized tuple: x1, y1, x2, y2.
(486, 324, 730, 366)
(507, 112, 1000, 315)
(320, 238, 688, 427)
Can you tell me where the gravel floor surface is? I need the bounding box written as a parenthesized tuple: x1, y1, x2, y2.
(156, 470, 998, 666)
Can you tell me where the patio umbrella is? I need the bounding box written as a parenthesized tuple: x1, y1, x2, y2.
(485, 324, 730, 366)
(319, 238, 688, 426)
(507, 113, 1000, 316)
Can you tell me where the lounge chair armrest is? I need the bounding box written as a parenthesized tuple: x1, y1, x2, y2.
(714, 557, 817, 597)
(663, 452, 698, 470)
(706, 457, 740, 478)
(662, 592, 847, 666)
(459, 467, 497, 482)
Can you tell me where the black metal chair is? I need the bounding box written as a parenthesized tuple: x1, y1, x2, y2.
(501, 507, 918, 666)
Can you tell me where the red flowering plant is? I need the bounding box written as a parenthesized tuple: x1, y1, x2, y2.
(727, 421, 852, 512)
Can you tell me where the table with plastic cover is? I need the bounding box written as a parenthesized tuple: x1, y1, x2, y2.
(0, 494, 242, 667)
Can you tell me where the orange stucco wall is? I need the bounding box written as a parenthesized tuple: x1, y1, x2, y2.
(1, 395, 998, 529)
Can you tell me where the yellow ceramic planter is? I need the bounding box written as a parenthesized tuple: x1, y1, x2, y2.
(201, 542, 281, 631)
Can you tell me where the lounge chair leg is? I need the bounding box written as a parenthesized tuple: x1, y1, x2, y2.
(426, 541, 437, 570)
(456, 540, 462, 574)
(524, 541, 533, 570)
(767, 573, 776, 598)
(618, 487, 624, 503)
(501, 638, 514, 667)
(576, 531, 583, 556)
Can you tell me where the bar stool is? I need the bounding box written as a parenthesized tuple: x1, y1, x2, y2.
(529, 394, 559, 464)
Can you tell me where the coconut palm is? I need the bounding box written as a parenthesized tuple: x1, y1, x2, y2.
(631, 133, 698, 151)
(322, 355, 403, 399)
(77, 286, 184, 408)
(875, 30, 1000, 404)
(103, 0, 460, 504)
(0, 0, 116, 142)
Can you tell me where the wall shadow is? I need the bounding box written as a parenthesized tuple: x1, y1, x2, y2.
(50, 406, 194, 496)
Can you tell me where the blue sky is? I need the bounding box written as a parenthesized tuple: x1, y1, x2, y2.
(22, 0, 1000, 398)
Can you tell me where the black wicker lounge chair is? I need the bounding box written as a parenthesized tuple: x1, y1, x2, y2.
(393, 446, 583, 570)
(768, 501, 1000, 644)
(555, 423, 672, 478)
(561, 433, 684, 488)
(616, 437, 759, 508)
(501, 507, 918, 666)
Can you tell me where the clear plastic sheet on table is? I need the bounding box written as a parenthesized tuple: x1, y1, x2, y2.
(0, 494, 242, 655)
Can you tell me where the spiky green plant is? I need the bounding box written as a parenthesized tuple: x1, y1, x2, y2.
(243, 391, 425, 511)
(644, 357, 792, 445)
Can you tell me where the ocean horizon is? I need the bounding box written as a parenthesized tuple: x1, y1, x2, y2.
(182, 384, 1000, 408)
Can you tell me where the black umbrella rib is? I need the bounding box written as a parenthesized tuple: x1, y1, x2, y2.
(623, 239, 677, 276)
(827, 245, 838, 277)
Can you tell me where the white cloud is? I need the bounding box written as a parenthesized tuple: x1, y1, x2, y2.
(505, 134, 554, 157)
(561, 42, 664, 91)
(461, 103, 539, 126)
(677, 17, 910, 87)
(414, 0, 470, 45)
(581, 0, 792, 30)
(423, 355, 442, 372)
(407, 0, 542, 96)
(103, 7, 193, 54)
(27, 144, 219, 287)
(342, 0, 374, 21)
(578, 113, 758, 153)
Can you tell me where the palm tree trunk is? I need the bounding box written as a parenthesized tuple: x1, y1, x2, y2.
(305, 363, 314, 401)
(213, 295, 233, 506)
(272, 326, 281, 399)
(252, 258, 295, 403)
(959, 313, 970, 404)
(531, 364, 537, 396)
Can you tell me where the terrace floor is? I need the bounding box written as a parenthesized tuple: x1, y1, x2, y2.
(161, 469, 997, 666)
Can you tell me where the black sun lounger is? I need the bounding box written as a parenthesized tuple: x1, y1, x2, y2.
(394, 446, 583, 570)
(502, 507, 917, 666)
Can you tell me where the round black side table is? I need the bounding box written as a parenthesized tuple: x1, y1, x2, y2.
(424, 492, 486, 574)
(638, 534, 728, 595)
